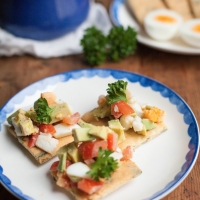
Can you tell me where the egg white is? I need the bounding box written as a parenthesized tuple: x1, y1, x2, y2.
(144, 9, 183, 41)
(179, 19, 200, 48)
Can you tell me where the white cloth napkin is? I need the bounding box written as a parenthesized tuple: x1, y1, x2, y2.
(0, 2, 112, 58)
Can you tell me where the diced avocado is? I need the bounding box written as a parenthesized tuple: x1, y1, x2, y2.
(92, 102, 111, 118)
(108, 119, 126, 143)
(72, 128, 95, 142)
(142, 118, 157, 130)
(57, 152, 67, 172)
(27, 102, 72, 124)
(67, 143, 81, 163)
(19, 117, 35, 136)
(137, 125, 146, 136)
(78, 119, 94, 129)
(88, 126, 110, 140)
(50, 102, 72, 123)
(57, 144, 69, 157)
(25, 111, 37, 122)
(57, 142, 81, 163)
(7, 109, 27, 125)
(7, 109, 35, 136)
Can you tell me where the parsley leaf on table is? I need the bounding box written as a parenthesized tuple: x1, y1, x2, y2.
(87, 148, 118, 182)
(80, 26, 107, 66)
(34, 98, 54, 124)
(80, 26, 137, 66)
(106, 80, 128, 105)
(107, 26, 137, 62)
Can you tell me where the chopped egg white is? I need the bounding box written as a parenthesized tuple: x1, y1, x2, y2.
(66, 162, 91, 179)
(127, 96, 137, 104)
(144, 9, 183, 41)
(39, 132, 52, 138)
(53, 123, 80, 138)
(129, 102, 143, 117)
(132, 116, 143, 132)
(110, 151, 123, 161)
(179, 19, 200, 48)
(36, 134, 58, 154)
(120, 115, 134, 131)
(11, 118, 23, 136)
(114, 105, 119, 112)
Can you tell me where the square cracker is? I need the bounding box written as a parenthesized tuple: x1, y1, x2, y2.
(163, 0, 194, 20)
(8, 126, 74, 164)
(81, 112, 167, 151)
(51, 160, 142, 200)
(127, 0, 166, 25)
(188, 0, 200, 18)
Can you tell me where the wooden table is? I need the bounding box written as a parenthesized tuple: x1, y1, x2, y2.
(0, 1, 200, 200)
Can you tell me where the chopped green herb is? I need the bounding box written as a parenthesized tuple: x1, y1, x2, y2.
(80, 26, 137, 66)
(106, 80, 128, 104)
(87, 148, 118, 181)
(107, 26, 137, 62)
(80, 26, 107, 66)
(34, 98, 54, 124)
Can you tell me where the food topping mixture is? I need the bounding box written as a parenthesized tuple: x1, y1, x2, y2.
(7, 92, 80, 154)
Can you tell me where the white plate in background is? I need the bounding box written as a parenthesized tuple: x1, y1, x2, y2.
(110, 0, 200, 55)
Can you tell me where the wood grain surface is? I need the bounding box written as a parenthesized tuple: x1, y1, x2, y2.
(0, 0, 200, 200)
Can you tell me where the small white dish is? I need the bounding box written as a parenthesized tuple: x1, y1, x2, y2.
(110, 0, 200, 54)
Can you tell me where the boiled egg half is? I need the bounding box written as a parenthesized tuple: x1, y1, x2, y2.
(179, 19, 200, 48)
(144, 9, 183, 41)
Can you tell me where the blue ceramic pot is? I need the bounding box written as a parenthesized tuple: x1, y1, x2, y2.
(0, 0, 90, 41)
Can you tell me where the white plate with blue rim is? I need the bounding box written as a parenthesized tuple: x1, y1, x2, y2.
(110, 0, 200, 55)
(0, 69, 199, 200)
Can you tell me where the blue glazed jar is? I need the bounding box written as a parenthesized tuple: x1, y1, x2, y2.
(0, 0, 90, 41)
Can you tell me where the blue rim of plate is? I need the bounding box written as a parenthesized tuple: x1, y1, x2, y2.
(0, 69, 199, 200)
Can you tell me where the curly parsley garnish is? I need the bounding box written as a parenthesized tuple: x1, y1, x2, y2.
(107, 26, 137, 62)
(80, 26, 107, 66)
(34, 98, 54, 123)
(80, 26, 137, 66)
(87, 148, 118, 181)
(106, 80, 128, 105)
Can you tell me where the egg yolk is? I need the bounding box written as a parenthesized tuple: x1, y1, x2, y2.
(192, 24, 200, 33)
(155, 15, 176, 23)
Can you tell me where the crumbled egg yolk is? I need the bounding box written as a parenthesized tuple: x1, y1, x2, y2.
(192, 24, 200, 33)
(155, 15, 176, 23)
(142, 106, 164, 123)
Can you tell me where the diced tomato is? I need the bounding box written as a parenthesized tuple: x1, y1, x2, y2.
(84, 158, 95, 165)
(107, 132, 118, 151)
(77, 179, 103, 195)
(62, 112, 80, 125)
(121, 146, 133, 161)
(78, 140, 108, 160)
(39, 124, 56, 135)
(111, 101, 134, 119)
(50, 161, 59, 171)
(56, 173, 71, 189)
(50, 160, 71, 171)
(28, 133, 39, 148)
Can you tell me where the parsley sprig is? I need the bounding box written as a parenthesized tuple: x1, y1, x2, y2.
(107, 26, 137, 62)
(80, 26, 137, 66)
(106, 80, 128, 105)
(34, 98, 54, 124)
(87, 148, 118, 181)
(80, 26, 107, 66)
